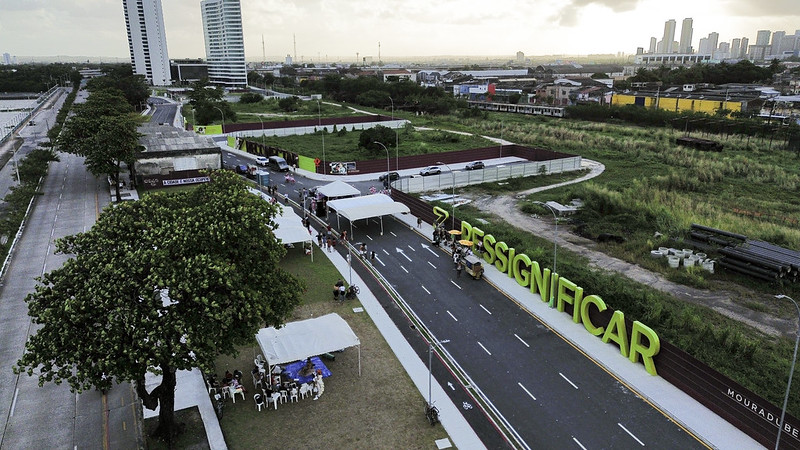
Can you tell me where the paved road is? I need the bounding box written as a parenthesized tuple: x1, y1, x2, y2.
(260, 170, 705, 449)
(0, 87, 142, 449)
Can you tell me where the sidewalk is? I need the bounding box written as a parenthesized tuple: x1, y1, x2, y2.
(391, 212, 762, 450)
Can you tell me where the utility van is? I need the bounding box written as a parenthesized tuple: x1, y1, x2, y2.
(268, 156, 290, 172)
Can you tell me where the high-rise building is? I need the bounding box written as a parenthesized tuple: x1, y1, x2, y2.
(661, 19, 677, 53)
(201, 0, 247, 88)
(770, 31, 786, 55)
(516, 51, 525, 63)
(649, 37, 657, 54)
(2, 53, 10, 65)
(731, 39, 741, 59)
(740, 37, 749, 58)
(755, 30, 771, 46)
(122, 0, 171, 86)
(679, 18, 693, 53)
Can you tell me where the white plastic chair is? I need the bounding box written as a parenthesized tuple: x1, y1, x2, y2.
(299, 383, 311, 400)
(268, 392, 281, 410)
(290, 387, 299, 403)
(229, 385, 245, 403)
(279, 389, 288, 404)
(254, 393, 265, 412)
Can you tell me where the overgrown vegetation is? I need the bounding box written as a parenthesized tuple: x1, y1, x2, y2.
(0, 148, 59, 262)
(0, 64, 80, 92)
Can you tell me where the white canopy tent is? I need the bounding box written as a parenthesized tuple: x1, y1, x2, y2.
(255, 313, 361, 375)
(326, 193, 411, 236)
(248, 187, 314, 260)
(315, 180, 361, 199)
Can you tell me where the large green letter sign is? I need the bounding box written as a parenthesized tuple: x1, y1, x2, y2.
(452, 217, 660, 375)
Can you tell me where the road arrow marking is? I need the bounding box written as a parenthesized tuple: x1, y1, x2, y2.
(421, 243, 439, 257)
(447, 382, 455, 391)
(395, 247, 412, 262)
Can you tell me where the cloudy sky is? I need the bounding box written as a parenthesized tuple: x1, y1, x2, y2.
(0, 0, 798, 62)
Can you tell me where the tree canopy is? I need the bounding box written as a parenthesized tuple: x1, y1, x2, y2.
(0, 63, 80, 92)
(86, 65, 150, 110)
(57, 88, 143, 200)
(629, 60, 782, 85)
(188, 79, 237, 125)
(15, 170, 304, 442)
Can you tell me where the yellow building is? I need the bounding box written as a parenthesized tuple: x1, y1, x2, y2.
(612, 92, 746, 115)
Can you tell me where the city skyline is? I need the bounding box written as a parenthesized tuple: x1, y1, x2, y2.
(0, 0, 797, 62)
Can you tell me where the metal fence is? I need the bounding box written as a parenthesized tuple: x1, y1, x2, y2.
(393, 156, 582, 193)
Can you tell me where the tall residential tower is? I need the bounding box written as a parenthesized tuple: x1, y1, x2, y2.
(122, 0, 171, 86)
(200, 0, 247, 88)
(679, 18, 693, 54)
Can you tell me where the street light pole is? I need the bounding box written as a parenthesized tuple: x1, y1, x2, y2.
(374, 142, 390, 191)
(428, 338, 450, 406)
(436, 161, 456, 230)
(213, 106, 225, 132)
(317, 100, 326, 175)
(534, 201, 558, 307)
(775, 294, 800, 450)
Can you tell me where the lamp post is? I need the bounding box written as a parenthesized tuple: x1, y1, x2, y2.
(534, 201, 558, 307)
(317, 100, 326, 175)
(388, 96, 399, 170)
(775, 294, 800, 450)
(436, 161, 456, 230)
(374, 142, 390, 191)
(428, 338, 450, 407)
(213, 106, 225, 132)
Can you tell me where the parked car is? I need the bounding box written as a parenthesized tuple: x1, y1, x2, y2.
(268, 156, 290, 172)
(420, 166, 441, 176)
(255, 156, 269, 166)
(465, 161, 485, 170)
(378, 171, 400, 182)
(235, 164, 248, 175)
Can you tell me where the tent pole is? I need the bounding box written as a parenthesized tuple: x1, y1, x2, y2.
(358, 345, 361, 376)
(380, 216, 384, 235)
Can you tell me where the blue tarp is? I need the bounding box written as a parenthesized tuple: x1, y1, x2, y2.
(283, 356, 331, 384)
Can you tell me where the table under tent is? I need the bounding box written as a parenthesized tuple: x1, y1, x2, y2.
(255, 313, 361, 377)
(326, 193, 411, 237)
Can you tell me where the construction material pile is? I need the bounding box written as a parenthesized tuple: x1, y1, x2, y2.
(687, 224, 800, 282)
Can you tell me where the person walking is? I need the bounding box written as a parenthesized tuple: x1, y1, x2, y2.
(417, 217, 422, 228)
(456, 259, 464, 278)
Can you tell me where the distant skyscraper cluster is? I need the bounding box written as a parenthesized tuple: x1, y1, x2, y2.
(641, 18, 800, 62)
(121, 0, 247, 88)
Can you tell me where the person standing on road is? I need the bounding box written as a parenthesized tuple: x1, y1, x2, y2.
(417, 217, 422, 228)
(456, 259, 464, 278)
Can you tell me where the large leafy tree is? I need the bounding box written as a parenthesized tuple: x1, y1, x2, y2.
(188, 79, 237, 125)
(86, 65, 149, 109)
(15, 170, 304, 443)
(57, 88, 142, 200)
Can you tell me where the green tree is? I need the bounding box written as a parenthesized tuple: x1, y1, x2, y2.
(278, 96, 300, 112)
(188, 79, 237, 125)
(57, 89, 143, 200)
(239, 92, 264, 104)
(14, 170, 304, 445)
(86, 65, 149, 109)
(358, 125, 397, 151)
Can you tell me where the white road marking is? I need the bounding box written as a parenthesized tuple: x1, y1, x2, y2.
(400, 265, 409, 274)
(514, 334, 530, 348)
(366, 235, 373, 241)
(421, 285, 431, 295)
(477, 341, 492, 356)
(421, 243, 439, 257)
(572, 437, 588, 450)
(447, 310, 458, 322)
(618, 423, 645, 446)
(428, 261, 437, 269)
(374, 256, 385, 267)
(382, 249, 390, 255)
(395, 247, 412, 262)
(517, 382, 536, 400)
(450, 280, 462, 290)
(390, 231, 397, 237)
(479, 304, 492, 315)
(9, 388, 19, 416)
(559, 372, 579, 390)
(407, 245, 416, 252)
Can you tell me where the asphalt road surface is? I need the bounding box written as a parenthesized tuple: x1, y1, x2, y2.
(264, 171, 706, 449)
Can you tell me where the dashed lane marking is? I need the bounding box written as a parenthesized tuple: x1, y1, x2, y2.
(428, 261, 437, 269)
(559, 372, 579, 390)
(447, 310, 458, 322)
(479, 304, 492, 315)
(449, 280, 462, 290)
(477, 341, 492, 356)
(514, 334, 530, 348)
(517, 382, 536, 401)
(618, 423, 645, 446)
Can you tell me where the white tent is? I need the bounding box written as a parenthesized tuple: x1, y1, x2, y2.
(326, 193, 411, 236)
(248, 187, 313, 259)
(315, 180, 360, 199)
(255, 313, 361, 375)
